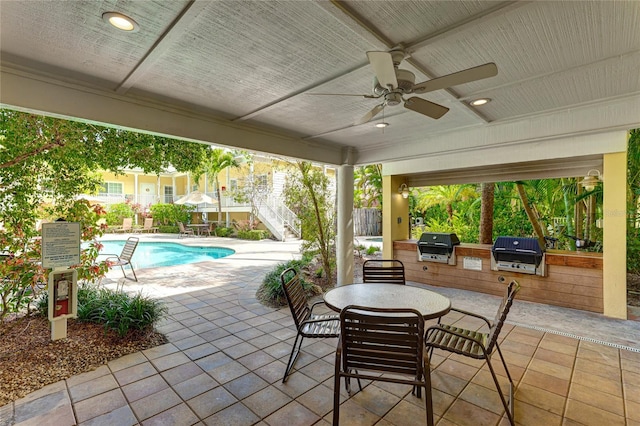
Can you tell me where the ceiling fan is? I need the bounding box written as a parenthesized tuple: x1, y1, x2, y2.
(315, 49, 498, 125)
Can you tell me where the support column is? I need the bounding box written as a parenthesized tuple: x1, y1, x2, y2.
(133, 174, 139, 225)
(603, 150, 627, 318)
(336, 165, 354, 286)
(382, 175, 410, 259)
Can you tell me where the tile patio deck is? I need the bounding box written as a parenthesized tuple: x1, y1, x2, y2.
(1, 235, 639, 426)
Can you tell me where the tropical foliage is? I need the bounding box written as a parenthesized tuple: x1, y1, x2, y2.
(627, 129, 640, 272)
(258, 259, 318, 307)
(0, 108, 205, 320)
(38, 286, 167, 337)
(283, 161, 335, 283)
(193, 148, 242, 222)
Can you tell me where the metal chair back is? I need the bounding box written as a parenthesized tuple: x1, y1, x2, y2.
(333, 305, 433, 426)
(362, 259, 405, 284)
(486, 280, 520, 354)
(279, 267, 339, 383)
(281, 267, 311, 328)
(119, 237, 139, 263)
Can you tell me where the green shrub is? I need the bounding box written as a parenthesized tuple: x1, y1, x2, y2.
(366, 246, 378, 255)
(105, 203, 136, 226)
(149, 203, 193, 226)
(158, 225, 178, 234)
(215, 227, 234, 237)
(237, 229, 269, 240)
(38, 287, 166, 337)
(258, 259, 314, 305)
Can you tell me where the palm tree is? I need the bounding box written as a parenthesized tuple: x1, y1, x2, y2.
(479, 182, 495, 244)
(193, 148, 241, 223)
(354, 164, 382, 208)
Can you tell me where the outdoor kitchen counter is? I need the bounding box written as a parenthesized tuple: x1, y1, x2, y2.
(393, 240, 604, 313)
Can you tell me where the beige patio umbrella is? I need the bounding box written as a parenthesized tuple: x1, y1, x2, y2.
(175, 190, 217, 206)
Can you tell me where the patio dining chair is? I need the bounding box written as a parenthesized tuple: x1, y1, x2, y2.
(424, 280, 520, 425)
(178, 222, 194, 238)
(333, 305, 434, 426)
(362, 259, 406, 284)
(102, 237, 139, 285)
(280, 267, 339, 383)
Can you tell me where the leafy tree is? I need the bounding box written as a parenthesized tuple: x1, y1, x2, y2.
(283, 161, 335, 284)
(0, 108, 206, 320)
(193, 148, 241, 223)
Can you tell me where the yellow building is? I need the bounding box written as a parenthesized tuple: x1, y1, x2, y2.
(91, 155, 336, 241)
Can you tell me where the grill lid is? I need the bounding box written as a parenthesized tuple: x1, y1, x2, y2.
(418, 233, 460, 249)
(492, 236, 544, 266)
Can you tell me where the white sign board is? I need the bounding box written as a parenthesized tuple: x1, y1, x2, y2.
(41, 222, 81, 269)
(463, 257, 483, 271)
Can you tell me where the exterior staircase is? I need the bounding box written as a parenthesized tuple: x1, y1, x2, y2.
(255, 194, 301, 241)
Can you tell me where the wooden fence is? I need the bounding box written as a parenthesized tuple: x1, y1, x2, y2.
(353, 208, 381, 236)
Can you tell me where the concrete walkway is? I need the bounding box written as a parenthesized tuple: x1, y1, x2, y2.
(1, 234, 639, 425)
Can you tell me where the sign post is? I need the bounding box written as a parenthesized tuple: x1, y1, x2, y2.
(41, 222, 81, 341)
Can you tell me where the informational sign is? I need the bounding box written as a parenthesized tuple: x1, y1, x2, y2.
(463, 256, 483, 271)
(41, 222, 81, 269)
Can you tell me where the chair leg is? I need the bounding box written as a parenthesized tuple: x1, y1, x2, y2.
(343, 371, 363, 395)
(282, 333, 304, 383)
(333, 351, 341, 426)
(423, 362, 434, 426)
(130, 264, 138, 282)
(484, 351, 515, 426)
(494, 343, 515, 424)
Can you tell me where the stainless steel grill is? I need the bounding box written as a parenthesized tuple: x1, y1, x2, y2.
(491, 236, 545, 275)
(417, 232, 460, 264)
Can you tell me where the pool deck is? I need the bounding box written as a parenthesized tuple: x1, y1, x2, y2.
(2, 234, 640, 425)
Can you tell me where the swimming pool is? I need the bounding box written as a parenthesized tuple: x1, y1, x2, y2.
(94, 241, 235, 269)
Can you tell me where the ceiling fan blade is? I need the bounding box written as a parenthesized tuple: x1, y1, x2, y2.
(354, 104, 385, 125)
(307, 93, 376, 98)
(404, 97, 449, 119)
(412, 62, 498, 94)
(367, 51, 398, 89)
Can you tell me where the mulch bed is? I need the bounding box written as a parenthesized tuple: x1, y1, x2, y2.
(0, 315, 166, 405)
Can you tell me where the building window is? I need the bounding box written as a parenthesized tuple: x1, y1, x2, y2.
(256, 174, 268, 192)
(100, 182, 123, 195)
(229, 179, 238, 191)
(164, 186, 174, 204)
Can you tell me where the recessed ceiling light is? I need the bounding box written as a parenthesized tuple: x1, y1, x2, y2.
(102, 12, 139, 32)
(375, 122, 389, 128)
(469, 98, 491, 106)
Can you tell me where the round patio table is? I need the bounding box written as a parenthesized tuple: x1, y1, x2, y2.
(324, 283, 451, 320)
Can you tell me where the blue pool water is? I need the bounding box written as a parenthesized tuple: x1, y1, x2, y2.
(94, 241, 235, 269)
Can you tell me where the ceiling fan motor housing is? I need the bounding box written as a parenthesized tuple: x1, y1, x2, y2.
(373, 69, 416, 96)
(385, 92, 403, 106)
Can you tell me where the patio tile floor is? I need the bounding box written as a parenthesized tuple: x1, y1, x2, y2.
(2, 235, 640, 425)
